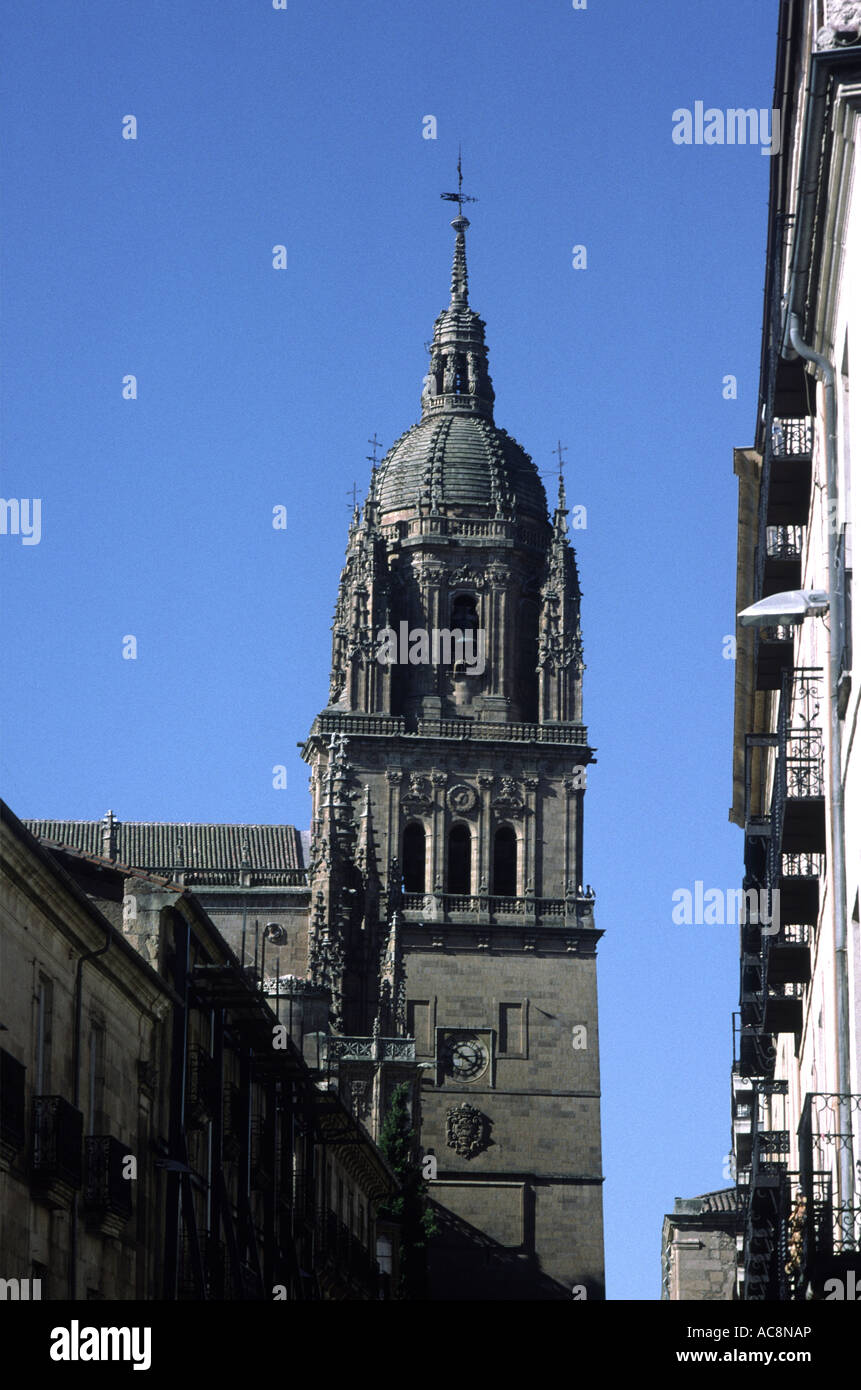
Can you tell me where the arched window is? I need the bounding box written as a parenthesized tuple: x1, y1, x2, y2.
(448, 824, 471, 895)
(451, 593, 479, 631)
(451, 594, 480, 676)
(402, 823, 426, 894)
(493, 826, 517, 897)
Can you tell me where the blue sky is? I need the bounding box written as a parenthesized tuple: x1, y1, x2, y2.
(0, 0, 780, 1298)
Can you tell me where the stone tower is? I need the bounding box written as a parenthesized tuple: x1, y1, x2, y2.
(302, 210, 605, 1300)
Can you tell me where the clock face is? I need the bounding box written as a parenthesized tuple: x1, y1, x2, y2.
(442, 1033, 488, 1081)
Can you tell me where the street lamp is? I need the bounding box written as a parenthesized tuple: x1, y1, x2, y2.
(737, 588, 829, 627)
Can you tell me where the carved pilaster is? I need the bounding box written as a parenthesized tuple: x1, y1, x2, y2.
(430, 770, 447, 897)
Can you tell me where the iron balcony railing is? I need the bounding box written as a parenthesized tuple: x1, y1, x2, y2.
(741, 669, 824, 1061)
(744, 668, 824, 849)
(31, 1096, 83, 1190)
(740, 1080, 790, 1299)
(765, 525, 804, 561)
(84, 1135, 134, 1219)
(798, 1092, 861, 1265)
(771, 418, 813, 457)
(781, 1169, 833, 1300)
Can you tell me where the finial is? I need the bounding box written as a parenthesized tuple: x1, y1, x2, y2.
(441, 149, 478, 308)
(553, 441, 568, 509)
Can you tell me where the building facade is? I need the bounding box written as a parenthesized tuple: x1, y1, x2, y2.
(661, 1191, 739, 1302)
(0, 802, 399, 1300)
(17, 201, 605, 1300)
(728, 0, 861, 1300)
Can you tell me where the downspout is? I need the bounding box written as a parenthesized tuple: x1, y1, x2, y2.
(70, 926, 112, 1299)
(787, 312, 854, 1247)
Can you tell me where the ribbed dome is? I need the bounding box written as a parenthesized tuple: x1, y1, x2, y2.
(369, 211, 549, 525)
(376, 413, 548, 521)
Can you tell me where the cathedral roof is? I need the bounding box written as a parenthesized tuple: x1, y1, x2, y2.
(25, 817, 305, 872)
(372, 212, 548, 525)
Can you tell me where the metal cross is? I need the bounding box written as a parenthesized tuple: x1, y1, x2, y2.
(366, 433, 384, 469)
(441, 147, 478, 215)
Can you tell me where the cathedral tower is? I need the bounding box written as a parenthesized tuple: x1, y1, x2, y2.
(302, 206, 604, 1299)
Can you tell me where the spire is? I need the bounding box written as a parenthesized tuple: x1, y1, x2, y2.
(421, 182, 496, 422)
(449, 215, 470, 308)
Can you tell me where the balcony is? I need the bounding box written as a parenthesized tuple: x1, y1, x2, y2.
(401, 891, 596, 928)
(762, 982, 805, 1035)
(744, 670, 825, 861)
(752, 1129, 789, 1178)
(737, 1027, 776, 1080)
(84, 1135, 134, 1235)
(764, 923, 812, 989)
(778, 853, 822, 925)
(0, 1048, 26, 1169)
(741, 1082, 790, 1299)
(762, 526, 803, 597)
(782, 730, 826, 853)
(313, 710, 590, 748)
(766, 417, 813, 527)
(796, 1092, 861, 1288)
(31, 1096, 83, 1208)
(323, 1036, 416, 1065)
(781, 670, 826, 854)
(756, 625, 794, 692)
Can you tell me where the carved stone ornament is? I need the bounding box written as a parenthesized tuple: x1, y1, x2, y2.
(403, 772, 432, 807)
(446, 1102, 490, 1160)
(447, 782, 477, 814)
(818, 1, 861, 48)
(492, 776, 525, 818)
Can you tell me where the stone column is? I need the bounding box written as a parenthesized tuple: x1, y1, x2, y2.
(430, 770, 448, 919)
(385, 769, 402, 895)
(477, 774, 494, 897)
(522, 775, 539, 924)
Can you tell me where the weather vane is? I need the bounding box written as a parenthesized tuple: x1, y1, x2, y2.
(441, 147, 478, 216)
(553, 440, 568, 488)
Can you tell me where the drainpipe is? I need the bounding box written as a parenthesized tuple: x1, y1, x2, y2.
(70, 926, 112, 1299)
(787, 312, 854, 1248)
